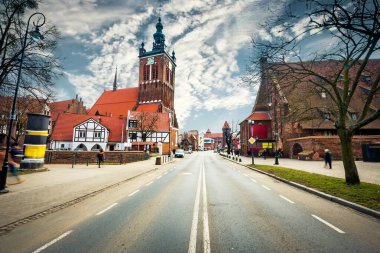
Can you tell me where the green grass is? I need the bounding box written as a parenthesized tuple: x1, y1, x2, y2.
(249, 164, 380, 212)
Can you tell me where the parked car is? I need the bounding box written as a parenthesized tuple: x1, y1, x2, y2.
(175, 149, 185, 158)
(184, 149, 192, 154)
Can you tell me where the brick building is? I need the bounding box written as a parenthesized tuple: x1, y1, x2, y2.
(244, 59, 380, 160)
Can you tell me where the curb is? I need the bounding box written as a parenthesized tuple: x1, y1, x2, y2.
(222, 155, 380, 220)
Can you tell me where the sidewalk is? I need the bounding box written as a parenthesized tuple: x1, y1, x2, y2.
(234, 155, 380, 185)
(0, 158, 166, 228)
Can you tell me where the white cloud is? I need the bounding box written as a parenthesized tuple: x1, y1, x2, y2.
(41, 0, 271, 129)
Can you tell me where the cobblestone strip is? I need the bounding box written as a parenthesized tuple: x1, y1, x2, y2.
(0, 168, 157, 236)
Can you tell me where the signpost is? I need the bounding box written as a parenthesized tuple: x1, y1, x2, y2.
(248, 137, 256, 165)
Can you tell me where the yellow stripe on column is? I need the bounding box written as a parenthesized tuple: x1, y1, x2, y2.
(26, 130, 49, 136)
(24, 145, 46, 159)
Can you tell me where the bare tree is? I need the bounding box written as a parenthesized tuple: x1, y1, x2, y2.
(0, 0, 61, 98)
(134, 111, 160, 142)
(249, 0, 380, 185)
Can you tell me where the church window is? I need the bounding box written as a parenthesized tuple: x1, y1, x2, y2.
(152, 65, 158, 79)
(166, 66, 170, 82)
(144, 65, 150, 81)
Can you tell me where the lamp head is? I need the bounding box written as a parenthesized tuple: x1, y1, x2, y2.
(29, 27, 44, 42)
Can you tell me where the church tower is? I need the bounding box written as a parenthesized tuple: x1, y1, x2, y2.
(138, 18, 176, 113)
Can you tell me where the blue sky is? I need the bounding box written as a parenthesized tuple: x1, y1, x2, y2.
(38, 0, 288, 133)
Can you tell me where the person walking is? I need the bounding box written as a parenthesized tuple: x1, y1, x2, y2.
(324, 149, 332, 169)
(97, 149, 105, 168)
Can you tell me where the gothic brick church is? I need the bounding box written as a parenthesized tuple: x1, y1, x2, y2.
(49, 18, 179, 153)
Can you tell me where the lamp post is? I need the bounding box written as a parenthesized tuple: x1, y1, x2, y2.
(247, 120, 254, 165)
(0, 13, 45, 193)
(268, 102, 279, 165)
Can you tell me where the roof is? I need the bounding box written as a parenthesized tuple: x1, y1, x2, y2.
(244, 111, 271, 121)
(51, 113, 126, 142)
(135, 103, 161, 112)
(222, 121, 230, 129)
(129, 111, 170, 131)
(88, 87, 138, 117)
(259, 59, 380, 130)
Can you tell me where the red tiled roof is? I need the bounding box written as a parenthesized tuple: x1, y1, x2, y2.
(129, 111, 170, 131)
(88, 87, 138, 117)
(51, 113, 126, 142)
(49, 99, 73, 121)
(222, 121, 230, 129)
(245, 111, 271, 121)
(210, 133, 223, 139)
(135, 103, 160, 112)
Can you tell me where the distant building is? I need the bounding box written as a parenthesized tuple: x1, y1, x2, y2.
(204, 128, 223, 150)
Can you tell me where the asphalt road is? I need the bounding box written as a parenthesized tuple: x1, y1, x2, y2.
(1, 151, 379, 253)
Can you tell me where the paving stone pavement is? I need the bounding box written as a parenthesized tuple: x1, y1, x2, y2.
(0, 157, 168, 228)
(233, 154, 380, 185)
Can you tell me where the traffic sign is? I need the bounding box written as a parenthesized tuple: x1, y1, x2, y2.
(248, 137, 256, 144)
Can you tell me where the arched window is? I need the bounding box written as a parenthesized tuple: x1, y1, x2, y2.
(152, 65, 158, 79)
(144, 65, 150, 81)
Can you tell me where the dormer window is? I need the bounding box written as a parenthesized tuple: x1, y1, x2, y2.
(321, 91, 326, 98)
(350, 113, 357, 121)
(324, 113, 330, 121)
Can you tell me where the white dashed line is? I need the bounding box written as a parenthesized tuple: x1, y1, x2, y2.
(145, 181, 154, 186)
(312, 215, 345, 233)
(243, 174, 248, 177)
(279, 195, 295, 204)
(157, 175, 162, 179)
(32, 230, 73, 253)
(250, 178, 257, 183)
(128, 189, 140, 197)
(261, 185, 271, 191)
(183, 172, 192, 175)
(164, 172, 168, 175)
(96, 203, 118, 216)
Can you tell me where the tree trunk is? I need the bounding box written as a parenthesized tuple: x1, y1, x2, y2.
(338, 129, 360, 185)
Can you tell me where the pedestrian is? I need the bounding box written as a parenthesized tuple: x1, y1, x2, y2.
(97, 149, 105, 168)
(324, 149, 332, 169)
(9, 142, 24, 183)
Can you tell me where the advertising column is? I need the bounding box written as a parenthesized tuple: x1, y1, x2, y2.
(20, 113, 50, 169)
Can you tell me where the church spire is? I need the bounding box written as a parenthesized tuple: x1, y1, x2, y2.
(153, 17, 166, 50)
(113, 68, 117, 91)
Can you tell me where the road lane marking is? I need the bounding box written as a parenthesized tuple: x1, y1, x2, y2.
(32, 230, 73, 253)
(128, 189, 140, 197)
(312, 214, 345, 234)
(164, 172, 168, 175)
(250, 178, 257, 183)
(243, 174, 248, 177)
(183, 172, 192, 175)
(202, 160, 211, 253)
(96, 203, 118, 216)
(145, 181, 154, 186)
(157, 175, 162, 179)
(261, 185, 271, 191)
(279, 195, 295, 204)
(188, 163, 202, 253)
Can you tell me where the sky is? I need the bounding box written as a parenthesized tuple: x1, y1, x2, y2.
(37, 0, 287, 133)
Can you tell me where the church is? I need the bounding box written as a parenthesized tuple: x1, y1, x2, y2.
(49, 18, 179, 155)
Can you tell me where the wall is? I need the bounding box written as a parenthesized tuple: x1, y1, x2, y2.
(45, 150, 149, 164)
(286, 135, 380, 160)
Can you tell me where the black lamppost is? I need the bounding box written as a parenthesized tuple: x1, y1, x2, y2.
(0, 13, 45, 193)
(247, 120, 254, 165)
(268, 102, 279, 165)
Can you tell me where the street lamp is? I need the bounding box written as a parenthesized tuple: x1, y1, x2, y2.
(0, 13, 46, 193)
(247, 119, 254, 165)
(268, 102, 279, 165)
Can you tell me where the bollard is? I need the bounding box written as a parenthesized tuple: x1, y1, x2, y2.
(20, 113, 50, 169)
